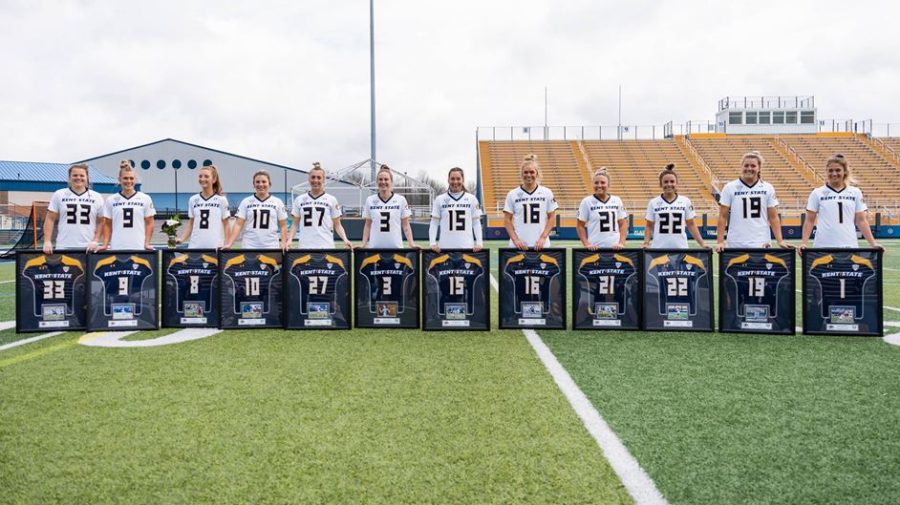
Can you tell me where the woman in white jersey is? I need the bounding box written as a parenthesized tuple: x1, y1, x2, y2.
(287, 162, 353, 250)
(715, 151, 789, 251)
(576, 168, 627, 250)
(429, 167, 483, 252)
(176, 164, 231, 249)
(642, 164, 707, 249)
(503, 154, 558, 251)
(103, 161, 156, 250)
(360, 166, 418, 249)
(224, 170, 288, 249)
(799, 154, 883, 252)
(43, 163, 106, 253)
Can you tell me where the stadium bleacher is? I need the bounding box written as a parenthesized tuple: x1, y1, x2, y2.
(479, 133, 900, 227)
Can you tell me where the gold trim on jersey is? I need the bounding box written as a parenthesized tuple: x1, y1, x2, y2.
(291, 255, 312, 268)
(810, 254, 833, 270)
(539, 254, 558, 266)
(850, 254, 874, 271)
(648, 254, 670, 269)
(393, 254, 413, 269)
(224, 255, 246, 270)
(94, 255, 118, 269)
(130, 256, 152, 269)
(324, 254, 345, 270)
(258, 255, 279, 268)
(24, 256, 47, 270)
(763, 254, 787, 268)
(462, 254, 482, 268)
(727, 254, 750, 268)
(613, 253, 634, 267)
(429, 254, 450, 270)
(683, 254, 706, 270)
(360, 254, 381, 269)
(579, 254, 600, 270)
(506, 254, 525, 265)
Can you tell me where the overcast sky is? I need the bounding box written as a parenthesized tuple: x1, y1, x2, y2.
(1, 0, 898, 182)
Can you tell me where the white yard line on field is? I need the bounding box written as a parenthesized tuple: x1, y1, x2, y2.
(490, 273, 669, 505)
(0, 280, 15, 284)
(0, 320, 16, 331)
(0, 331, 65, 351)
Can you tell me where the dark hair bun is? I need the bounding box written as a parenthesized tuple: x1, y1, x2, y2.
(665, 163, 675, 170)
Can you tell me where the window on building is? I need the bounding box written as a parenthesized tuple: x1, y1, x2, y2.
(729, 112, 743, 125)
(141, 160, 151, 170)
(786, 111, 798, 124)
(172, 159, 182, 169)
(759, 111, 771, 124)
(156, 160, 166, 169)
(800, 111, 815, 124)
(773, 111, 785, 124)
(745, 112, 758, 125)
(188, 160, 197, 169)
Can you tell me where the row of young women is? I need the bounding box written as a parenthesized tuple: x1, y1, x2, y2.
(43, 153, 884, 255)
(505, 152, 884, 252)
(43, 160, 484, 253)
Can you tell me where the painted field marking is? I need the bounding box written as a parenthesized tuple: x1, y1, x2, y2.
(0, 331, 65, 352)
(0, 321, 16, 331)
(79, 328, 221, 348)
(0, 339, 79, 369)
(490, 272, 669, 505)
(0, 280, 14, 284)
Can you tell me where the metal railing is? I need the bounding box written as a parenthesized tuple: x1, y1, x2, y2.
(718, 96, 815, 111)
(771, 136, 823, 183)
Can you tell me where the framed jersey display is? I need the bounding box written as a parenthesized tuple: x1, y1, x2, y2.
(162, 250, 220, 328)
(422, 249, 490, 331)
(355, 250, 419, 328)
(284, 250, 351, 329)
(719, 249, 795, 334)
(219, 250, 283, 329)
(802, 249, 882, 336)
(87, 250, 159, 330)
(642, 249, 713, 331)
(17, 250, 88, 332)
(499, 248, 566, 329)
(572, 249, 641, 330)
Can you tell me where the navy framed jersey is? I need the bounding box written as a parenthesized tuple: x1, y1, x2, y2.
(218, 250, 283, 329)
(719, 249, 795, 334)
(284, 250, 351, 330)
(572, 249, 641, 330)
(355, 249, 419, 328)
(643, 249, 713, 331)
(422, 249, 490, 331)
(162, 249, 220, 328)
(802, 249, 882, 336)
(499, 248, 566, 329)
(87, 250, 159, 330)
(16, 250, 88, 332)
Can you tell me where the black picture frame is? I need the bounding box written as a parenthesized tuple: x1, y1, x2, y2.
(718, 248, 796, 335)
(642, 249, 714, 332)
(16, 250, 88, 333)
(571, 249, 643, 331)
(218, 249, 284, 329)
(801, 248, 883, 336)
(87, 250, 159, 331)
(161, 249, 220, 328)
(421, 249, 491, 331)
(354, 249, 420, 329)
(283, 249, 352, 330)
(498, 248, 567, 330)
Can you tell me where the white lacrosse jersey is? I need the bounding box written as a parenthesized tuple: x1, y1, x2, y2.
(291, 192, 342, 249)
(431, 191, 483, 249)
(576, 194, 627, 248)
(236, 195, 288, 249)
(105, 191, 156, 250)
(807, 184, 867, 248)
(503, 185, 558, 248)
(363, 192, 412, 249)
(187, 193, 230, 249)
(645, 194, 696, 249)
(720, 179, 779, 248)
(47, 187, 106, 249)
